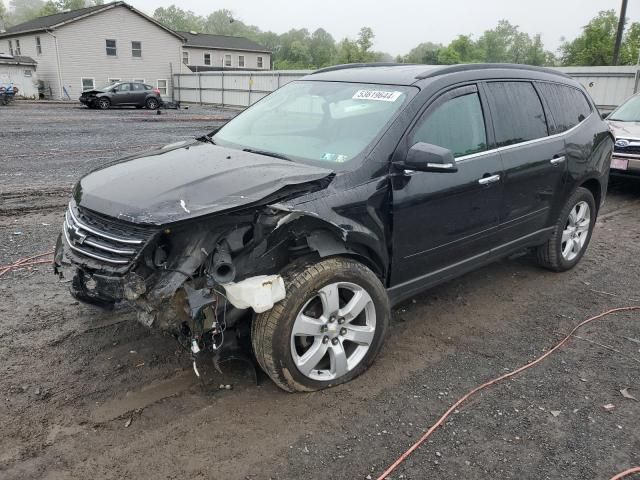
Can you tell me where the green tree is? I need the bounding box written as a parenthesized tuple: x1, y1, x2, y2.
(9, 0, 45, 24)
(622, 22, 640, 64)
(153, 5, 204, 32)
(309, 28, 336, 67)
(400, 42, 442, 64)
(560, 10, 618, 65)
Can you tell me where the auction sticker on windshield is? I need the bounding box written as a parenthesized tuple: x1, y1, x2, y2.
(352, 90, 403, 102)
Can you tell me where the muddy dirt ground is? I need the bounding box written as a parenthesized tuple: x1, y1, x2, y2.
(1, 103, 640, 480)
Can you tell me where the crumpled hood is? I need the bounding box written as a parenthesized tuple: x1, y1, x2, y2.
(74, 141, 334, 225)
(607, 120, 640, 139)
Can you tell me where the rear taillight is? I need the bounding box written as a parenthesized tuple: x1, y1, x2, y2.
(153, 88, 161, 95)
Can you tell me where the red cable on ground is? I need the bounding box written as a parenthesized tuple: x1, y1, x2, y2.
(376, 306, 640, 480)
(0, 250, 54, 278)
(610, 467, 640, 479)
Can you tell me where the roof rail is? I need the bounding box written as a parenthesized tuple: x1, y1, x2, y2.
(415, 63, 571, 80)
(311, 62, 410, 75)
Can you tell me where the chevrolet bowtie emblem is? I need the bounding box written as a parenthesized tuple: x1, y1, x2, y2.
(69, 224, 87, 245)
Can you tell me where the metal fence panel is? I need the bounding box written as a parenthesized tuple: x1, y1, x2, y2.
(174, 67, 640, 110)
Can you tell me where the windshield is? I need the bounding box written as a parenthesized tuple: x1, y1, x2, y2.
(609, 94, 640, 122)
(96, 83, 116, 91)
(213, 81, 412, 165)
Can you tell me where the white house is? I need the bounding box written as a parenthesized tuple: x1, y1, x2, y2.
(0, 54, 39, 98)
(0, 1, 272, 100)
(179, 31, 271, 71)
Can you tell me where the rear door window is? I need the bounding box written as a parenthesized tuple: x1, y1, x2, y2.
(411, 91, 487, 158)
(485, 82, 548, 147)
(535, 82, 592, 134)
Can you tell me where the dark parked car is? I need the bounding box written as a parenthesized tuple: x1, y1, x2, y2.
(55, 64, 612, 392)
(606, 93, 640, 175)
(79, 81, 163, 110)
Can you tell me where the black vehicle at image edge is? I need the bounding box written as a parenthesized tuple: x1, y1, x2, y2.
(54, 63, 612, 392)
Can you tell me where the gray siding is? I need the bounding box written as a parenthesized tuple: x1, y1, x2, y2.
(1, 33, 58, 97)
(182, 47, 271, 70)
(54, 5, 183, 99)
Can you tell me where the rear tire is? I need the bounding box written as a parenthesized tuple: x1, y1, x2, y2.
(536, 187, 596, 272)
(252, 258, 389, 392)
(146, 97, 159, 110)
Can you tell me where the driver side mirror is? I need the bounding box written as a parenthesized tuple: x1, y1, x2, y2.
(403, 142, 458, 173)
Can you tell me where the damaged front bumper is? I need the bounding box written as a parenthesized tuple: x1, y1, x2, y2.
(53, 200, 296, 334)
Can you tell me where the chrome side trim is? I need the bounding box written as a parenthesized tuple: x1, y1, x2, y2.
(68, 205, 143, 245)
(455, 112, 593, 164)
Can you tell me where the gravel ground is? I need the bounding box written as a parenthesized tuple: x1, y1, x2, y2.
(1, 103, 640, 480)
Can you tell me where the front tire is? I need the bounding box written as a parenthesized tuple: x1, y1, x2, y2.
(252, 258, 389, 392)
(96, 98, 110, 110)
(536, 187, 596, 271)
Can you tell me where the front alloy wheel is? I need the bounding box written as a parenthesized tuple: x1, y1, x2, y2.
(290, 282, 376, 381)
(252, 258, 389, 392)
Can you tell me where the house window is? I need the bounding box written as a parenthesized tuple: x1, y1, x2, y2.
(8, 40, 13, 56)
(108, 78, 120, 84)
(81, 78, 95, 91)
(24, 69, 32, 77)
(15, 39, 21, 55)
(182, 51, 189, 65)
(133, 78, 145, 83)
(238, 55, 245, 67)
(131, 41, 142, 58)
(257, 56, 263, 68)
(106, 39, 117, 56)
(36, 37, 42, 55)
(204, 53, 211, 65)
(157, 79, 168, 96)
(224, 54, 231, 67)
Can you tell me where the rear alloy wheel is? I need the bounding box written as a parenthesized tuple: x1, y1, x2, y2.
(536, 187, 596, 271)
(146, 97, 159, 110)
(97, 98, 110, 110)
(252, 258, 389, 392)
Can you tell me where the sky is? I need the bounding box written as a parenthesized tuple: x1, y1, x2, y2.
(121, 0, 640, 56)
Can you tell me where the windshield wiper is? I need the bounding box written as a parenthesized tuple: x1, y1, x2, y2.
(196, 134, 216, 145)
(242, 148, 292, 161)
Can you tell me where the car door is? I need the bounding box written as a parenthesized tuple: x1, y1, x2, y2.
(130, 83, 147, 105)
(111, 83, 132, 105)
(482, 81, 568, 245)
(390, 84, 504, 291)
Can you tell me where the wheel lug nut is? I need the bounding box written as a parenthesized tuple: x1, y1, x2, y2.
(340, 328, 347, 336)
(329, 316, 336, 323)
(338, 317, 345, 324)
(322, 336, 329, 344)
(331, 338, 339, 345)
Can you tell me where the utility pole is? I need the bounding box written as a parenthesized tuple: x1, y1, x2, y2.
(613, 0, 628, 65)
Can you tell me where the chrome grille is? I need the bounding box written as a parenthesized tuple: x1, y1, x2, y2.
(63, 203, 154, 265)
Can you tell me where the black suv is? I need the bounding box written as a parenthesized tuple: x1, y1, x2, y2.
(79, 81, 163, 110)
(55, 64, 612, 392)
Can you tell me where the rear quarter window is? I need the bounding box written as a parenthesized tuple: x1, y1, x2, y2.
(144, 84, 153, 90)
(485, 81, 548, 147)
(535, 82, 592, 134)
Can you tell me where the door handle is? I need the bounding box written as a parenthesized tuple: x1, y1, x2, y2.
(478, 174, 500, 185)
(550, 156, 566, 165)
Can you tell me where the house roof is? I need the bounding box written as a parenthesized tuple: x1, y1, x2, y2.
(0, 54, 37, 66)
(178, 31, 271, 54)
(0, 1, 183, 39)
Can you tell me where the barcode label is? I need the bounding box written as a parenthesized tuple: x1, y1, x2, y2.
(352, 90, 402, 102)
